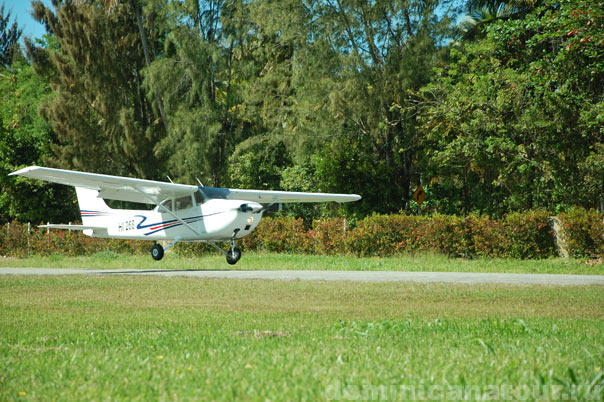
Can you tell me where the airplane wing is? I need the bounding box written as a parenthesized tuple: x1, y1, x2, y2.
(10, 166, 197, 205)
(226, 189, 361, 203)
(10, 166, 361, 205)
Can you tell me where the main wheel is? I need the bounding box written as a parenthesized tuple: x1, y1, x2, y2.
(151, 243, 164, 261)
(226, 247, 241, 265)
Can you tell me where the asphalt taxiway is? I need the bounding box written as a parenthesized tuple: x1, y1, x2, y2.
(1, 268, 603, 286)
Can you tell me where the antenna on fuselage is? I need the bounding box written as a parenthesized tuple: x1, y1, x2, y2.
(196, 178, 204, 187)
(167, 176, 174, 183)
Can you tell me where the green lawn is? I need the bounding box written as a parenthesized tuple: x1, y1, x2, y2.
(1, 275, 603, 400)
(1, 251, 603, 275)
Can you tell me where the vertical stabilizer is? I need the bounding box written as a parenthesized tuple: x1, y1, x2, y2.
(75, 187, 112, 225)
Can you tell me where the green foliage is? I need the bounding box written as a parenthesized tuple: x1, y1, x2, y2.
(3, 0, 604, 225)
(284, 0, 456, 213)
(558, 208, 604, 258)
(0, 209, 574, 260)
(0, 3, 22, 67)
(0, 60, 77, 223)
(144, 0, 255, 186)
(420, 0, 604, 214)
(27, 1, 163, 178)
(228, 139, 291, 190)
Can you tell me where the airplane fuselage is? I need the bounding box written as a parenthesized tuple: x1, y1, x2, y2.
(83, 199, 263, 242)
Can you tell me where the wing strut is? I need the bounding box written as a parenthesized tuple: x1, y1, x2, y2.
(254, 198, 280, 214)
(133, 187, 203, 237)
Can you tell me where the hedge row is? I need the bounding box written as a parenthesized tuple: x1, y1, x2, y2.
(244, 211, 560, 259)
(1, 209, 603, 259)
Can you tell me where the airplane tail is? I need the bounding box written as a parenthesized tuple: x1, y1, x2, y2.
(75, 187, 113, 225)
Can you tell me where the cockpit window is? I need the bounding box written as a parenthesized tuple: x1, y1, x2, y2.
(194, 190, 204, 205)
(196, 187, 231, 203)
(159, 199, 173, 212)
(175, 195, 193, 210)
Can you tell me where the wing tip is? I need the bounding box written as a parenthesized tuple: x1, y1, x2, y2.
(9, 165, 41, 176)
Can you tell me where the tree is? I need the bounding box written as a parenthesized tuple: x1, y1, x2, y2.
(0, 58, 77, 223)
(287, 0, 456, 214)
(419, 0, 604, 214)
(458, 0, 543, 41)
(144, 0, 256, 186)
(0, 3, 22, 67)
(104, 0, 170, 135)
(27, 1, 164, 179)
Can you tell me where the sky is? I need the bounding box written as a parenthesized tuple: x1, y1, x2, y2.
(2, 0, 53, 41)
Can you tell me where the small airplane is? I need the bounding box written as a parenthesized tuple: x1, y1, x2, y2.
(10, 166, 361, 264)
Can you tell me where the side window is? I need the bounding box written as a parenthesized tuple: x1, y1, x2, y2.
(159, 199, 173, 212)
(175, 195, 193, 210)
(194, 190, 205, 205)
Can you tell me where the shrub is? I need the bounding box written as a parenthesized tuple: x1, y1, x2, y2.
(0, 210, 599, 260)
(558, 208, 604, 258)
(417, 214, 471, 257)
(244, 216, 308, 253)
(466, 215, 508, 258)
(346, 214, 424, 257)
(310, 218, 347, 255)
(503, 210, 557, 259)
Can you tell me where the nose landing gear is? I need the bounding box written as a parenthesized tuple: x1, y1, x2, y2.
(208, 229, 243, 265)
(226, 230, 241, 265)
(226, 245, 242, 265)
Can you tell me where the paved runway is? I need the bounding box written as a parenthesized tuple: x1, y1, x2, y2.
(1, 267, 604, 286)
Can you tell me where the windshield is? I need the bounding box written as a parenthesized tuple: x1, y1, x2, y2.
(197, 187, 231, 203)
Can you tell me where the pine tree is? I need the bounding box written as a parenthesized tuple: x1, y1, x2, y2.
(0, 3, 22, 67)
(26, 1, 163, 179)
(144, 0, 256, 186)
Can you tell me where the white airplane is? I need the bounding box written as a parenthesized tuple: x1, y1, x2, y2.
(10, 166, 360, 264)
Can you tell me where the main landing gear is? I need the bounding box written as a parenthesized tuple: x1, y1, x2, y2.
(150, 238, 179, 261)
(151, 243, 164, 261)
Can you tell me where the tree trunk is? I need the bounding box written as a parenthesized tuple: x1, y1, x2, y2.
(130, 0, 169, 135)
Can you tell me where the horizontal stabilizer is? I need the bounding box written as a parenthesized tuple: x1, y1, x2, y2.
(39, 224, 104, 231)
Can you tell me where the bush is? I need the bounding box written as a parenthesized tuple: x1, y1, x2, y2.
(346, 214, 424, 257)
(466, 215, 508, 258)
(503, 210, 557, 259)
(310, 218, 347, 255)
(0, 209, 600, 260)
(558, 208, 604, 258)
(417, 214, 471, 257)
(244, 216, 308, 253)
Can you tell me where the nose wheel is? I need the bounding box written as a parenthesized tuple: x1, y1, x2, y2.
(225, 230, 241, 265)
(226, 246, 241, 265)
(208, 230, 243, 264)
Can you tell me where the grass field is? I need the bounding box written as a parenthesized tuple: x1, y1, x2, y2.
(1, 251, 603, 275)
(1, 274, 603, 400)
